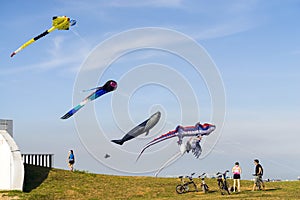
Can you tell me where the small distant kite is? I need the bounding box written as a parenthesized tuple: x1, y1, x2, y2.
(61, 80, 117, 120)
(135, 122, 216, 176)
(111, 111, 161, 145)
(104, 154, 111, 159)
(10, 16, 76, 57)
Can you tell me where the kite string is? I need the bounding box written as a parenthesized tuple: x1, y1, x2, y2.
(70, 29, 88, 44)
(155, 151, 183, 177)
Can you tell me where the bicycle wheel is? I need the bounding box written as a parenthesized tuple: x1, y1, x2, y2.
(176, 185, 185, 194)
(190, 182, 198, 192)
(202, 184, 209, 193)
(185, 184, 189, 192)
(230, 186, 237, 192)
(218, 181, 225, 195)
(224, 182, 230, 195)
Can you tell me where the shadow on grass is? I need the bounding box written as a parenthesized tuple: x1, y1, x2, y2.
(207, 190, 218, 194)
(251, 188, 281, 192)
(264, 188, 281, 191)
(23, 164, 51, 192)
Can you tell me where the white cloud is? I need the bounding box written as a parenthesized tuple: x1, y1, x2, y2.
(1, 41, 90, 76)
(49, 36, 65, 58)
(191, 21, 255, 40)
(79, 28, 190, 71)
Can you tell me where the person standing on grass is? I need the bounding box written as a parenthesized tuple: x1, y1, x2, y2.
(232, 161, 242, 192)
(67, 150, 75, 172)
(252, 159, 265, 191)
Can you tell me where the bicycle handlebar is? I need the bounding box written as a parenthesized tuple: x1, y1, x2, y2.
(217, 170, 229, 174)
(178, 172, 197, 179)
(216, 170, 229, 177)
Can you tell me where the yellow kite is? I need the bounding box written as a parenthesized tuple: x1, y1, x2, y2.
(11, 16, 76, 57)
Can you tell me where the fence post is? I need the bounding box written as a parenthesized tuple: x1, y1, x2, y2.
(22, 154, 54, 168)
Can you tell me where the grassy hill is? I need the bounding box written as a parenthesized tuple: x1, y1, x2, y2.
(2, 164, 300, 200)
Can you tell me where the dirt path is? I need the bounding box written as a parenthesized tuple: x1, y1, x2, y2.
(0, 193, 19, 200)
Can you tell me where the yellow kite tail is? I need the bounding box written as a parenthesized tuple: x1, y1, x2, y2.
(10, 26, 57, 57)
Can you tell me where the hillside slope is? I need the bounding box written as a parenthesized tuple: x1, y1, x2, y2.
(2, 165, 300, 200)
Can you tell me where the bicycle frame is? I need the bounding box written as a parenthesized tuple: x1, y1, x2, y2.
(176, 173, 198, 194)
(216, 170, 230, 195)
(198, 173, 209, 193)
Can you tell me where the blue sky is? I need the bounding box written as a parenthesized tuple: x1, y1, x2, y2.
(1, 0, 300, 180)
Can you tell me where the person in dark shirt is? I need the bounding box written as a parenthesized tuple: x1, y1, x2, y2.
(252, 159, 265, 190)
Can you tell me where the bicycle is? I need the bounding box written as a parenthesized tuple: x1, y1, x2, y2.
(176, 172, 198, 194)
(216, 170, 230, 195)
(198, 173, 209, 193)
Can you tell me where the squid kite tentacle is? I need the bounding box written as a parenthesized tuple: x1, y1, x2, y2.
(136, 130, 177, 161)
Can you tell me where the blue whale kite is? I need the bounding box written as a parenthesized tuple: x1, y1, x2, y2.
(61, 80, 117, 119)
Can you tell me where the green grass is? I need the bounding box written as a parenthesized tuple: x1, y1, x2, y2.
(1, 165, 300, 200)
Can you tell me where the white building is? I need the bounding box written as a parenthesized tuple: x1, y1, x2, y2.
(0, 119, 24, 191)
